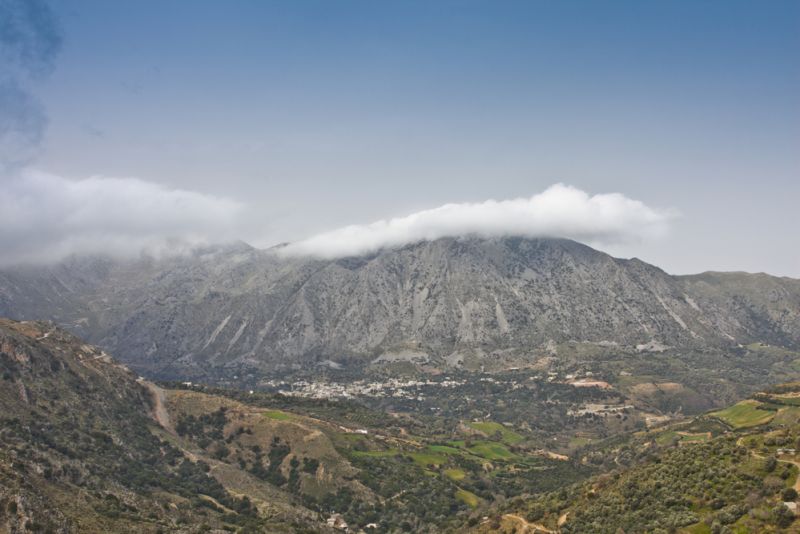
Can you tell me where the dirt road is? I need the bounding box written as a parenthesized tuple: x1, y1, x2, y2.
(502, 513, 556, 533)
(140, 379, 173, 432)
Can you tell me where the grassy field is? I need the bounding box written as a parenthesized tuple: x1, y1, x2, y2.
(444, 468, 466, 481)
(351, 449, 399, 459)
(428, 445, 463, 455)
(455, 488, 480, 508)
(569, 436, 592, 448)
(770, 395, 800, 406)
(653, 430, 710, 446)
(467, 441, 516, 460)
(678, 433, 710, 443)
(466, 421, 524, 444)
(771, 406, 800, 426)
(263, 410, 294, 420)
(445, 439, 517, 461)
(685, 522, 712, 534)
(655, 430, 679, 446)
(409, 451, 448, 468)
(710, 400, 775, 429)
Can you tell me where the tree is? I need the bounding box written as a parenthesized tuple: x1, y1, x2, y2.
(764, 456, 778, 473)
(773, 505, 794, 528)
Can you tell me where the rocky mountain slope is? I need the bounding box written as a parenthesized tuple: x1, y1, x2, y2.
(1, 237, 798, 378)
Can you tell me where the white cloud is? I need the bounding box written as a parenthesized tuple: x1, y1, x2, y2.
(280, 184, 675, 259)
(0, 170, 243, 265)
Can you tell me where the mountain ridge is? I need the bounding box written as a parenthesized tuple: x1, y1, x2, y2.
(1, 236, 798, 378)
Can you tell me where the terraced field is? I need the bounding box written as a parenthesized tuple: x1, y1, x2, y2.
(711, 400, 776, 428)
(465, 421, 524, 444)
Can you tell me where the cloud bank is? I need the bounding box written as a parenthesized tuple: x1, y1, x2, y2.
(280, 184, 674, 259)
(0, 171, 244, 265)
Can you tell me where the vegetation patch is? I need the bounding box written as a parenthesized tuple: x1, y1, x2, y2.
(428, 444, 463, 455)
(444, 468, 466, 481)
(409, 451, 448, 468)
(263, 409, 294, 420)
(678, 433, 710, 443)
(467, 441, 516, 460)
(466, 421, 524, 444)
(455, 488, 480, 508)
(711, 400, 775, 429)
(569, 436, 592, 448)
(351, 449, 399, 459)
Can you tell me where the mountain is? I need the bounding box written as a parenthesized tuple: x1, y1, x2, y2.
(0, 237, 798, 379)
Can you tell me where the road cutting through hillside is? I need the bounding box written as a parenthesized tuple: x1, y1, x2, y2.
(501, 513, 555, 533)
(141, 380, 174, 433)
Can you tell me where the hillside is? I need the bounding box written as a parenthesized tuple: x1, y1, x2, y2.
(0, 319, 600, 533)
(475, 382, 800, 533)
(7, 317, 800, 533)
(0, 237, 798, 381)
(0, 319, 327, 533)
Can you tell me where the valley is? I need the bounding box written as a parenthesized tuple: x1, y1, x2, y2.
(4, 318, 800, 532)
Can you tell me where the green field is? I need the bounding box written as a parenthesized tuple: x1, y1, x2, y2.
(444, 468, 466, 481)
(569, 436, 592, 448)
(770, 395, 800, 406)
(428, 445, 463, 455)
(444, 439, 517, 461)
(467, 441, 516, 460)
(679, 433, 710, 443)
(409, 451, 448, 468)
(653, 430, 708, 445)
(455, 488, 480, 508)
(263, 409, 294, 420)
(655, 430, 679, 446)
(771, 406, 800, 426)
(466, 421, 524, 444)
(685, 522, 712, 534)
(351, 449, 399, 459)
(710, 401, 775, 429)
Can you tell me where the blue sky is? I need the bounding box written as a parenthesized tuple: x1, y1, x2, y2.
(4, 0, 799, 274)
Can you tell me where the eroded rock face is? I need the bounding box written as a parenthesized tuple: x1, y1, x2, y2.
(0, 237, 798, 376)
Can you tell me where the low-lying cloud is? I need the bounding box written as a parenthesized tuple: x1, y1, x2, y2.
(0, 171, 244, 265)
(280, 184, 674, 259)
(0, 178, 673, 266)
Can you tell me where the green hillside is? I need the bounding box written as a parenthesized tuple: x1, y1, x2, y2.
(475, 384, 800, 533)
(0, 319, 325, 533)
(7, 317, 800, 533)
(0, 319, 592, 532)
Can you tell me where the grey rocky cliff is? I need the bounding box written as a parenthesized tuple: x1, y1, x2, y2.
(1, 237, 798, 376)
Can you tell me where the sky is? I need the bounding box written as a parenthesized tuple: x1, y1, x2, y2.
(1, 0, 799, 275)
